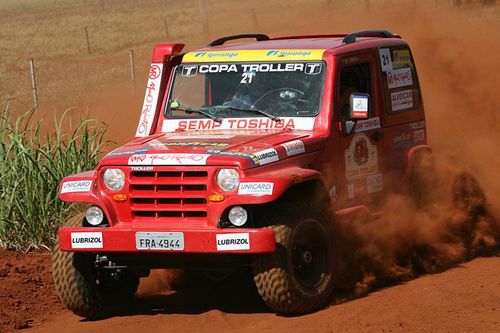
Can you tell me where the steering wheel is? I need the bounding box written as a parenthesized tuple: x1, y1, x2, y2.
(252, 88, 305, 112)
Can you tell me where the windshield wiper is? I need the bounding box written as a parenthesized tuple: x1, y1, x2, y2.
(175, 107, 222, 123)
(216, 105, 281, 122)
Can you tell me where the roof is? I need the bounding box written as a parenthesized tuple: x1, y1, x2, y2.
(188, 31, 405, 57)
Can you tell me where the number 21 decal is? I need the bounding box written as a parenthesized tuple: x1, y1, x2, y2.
(379, 48, 393, 72)
(240, 72, 255, 84)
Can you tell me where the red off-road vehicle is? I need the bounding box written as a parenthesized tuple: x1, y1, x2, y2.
(53, 30, 435, 318)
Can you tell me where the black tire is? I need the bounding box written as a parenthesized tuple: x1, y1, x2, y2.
(252, 202, 335, 314)
(52, 213, 139, 319)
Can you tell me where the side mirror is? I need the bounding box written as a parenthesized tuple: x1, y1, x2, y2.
(349, 93, 370, 120)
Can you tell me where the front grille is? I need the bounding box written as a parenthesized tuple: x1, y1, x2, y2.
(129, 169, 209, 221)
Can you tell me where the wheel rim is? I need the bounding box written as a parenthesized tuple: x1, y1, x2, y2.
(290, 220, 329, 289)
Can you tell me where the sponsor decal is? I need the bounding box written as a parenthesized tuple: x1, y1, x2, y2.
(281, 140, 305, 156)
(131, 166, 154, 171)
(106, 148, 147, 157)
(71, 232, 103, 249)
(413, 129, 425, 143)
(290, 174, 304, 184)
(379, 48, 393, 72)
(147, 140, 229, 149)
(391, 89, 413, 111)
(367, 173, 383, 194)
(305, 63, 322, 75)
(341, 56, 360, 65)
(166, 134, 235, 140)
(347, 183, 355, 199)
(409, 120, 426, 130)
(179, 63, 319, 75)
(61, 180, 92, 194)
(347, 179, 367, 199)
(136, 63, 164, 137)
(393, 132, 413, 148)
(351, 94, 369, 118)
(345, 133, 378, 181)
(253, 148, 279, 165)
(128, 153, 209, 165)
(387, 68, 413, 89)
(162, 117, 315, 132)
(216, 233, 250, 251)
(238, 182, 274, 195)
(355, 117, 381, 132)
(182, 49, 326, 62)
(181, 65, 199, 76)
(207, 149, 259, 165)
(392, 49, 412, 69)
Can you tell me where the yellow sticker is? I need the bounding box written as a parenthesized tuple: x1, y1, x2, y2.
(392, 49, 412, 69)
(182, 49, 326, 63)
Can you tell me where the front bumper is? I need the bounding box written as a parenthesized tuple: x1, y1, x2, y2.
(59, 226, 276, 254)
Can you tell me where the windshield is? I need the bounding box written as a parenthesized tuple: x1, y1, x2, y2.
(165, 62, 325, 119)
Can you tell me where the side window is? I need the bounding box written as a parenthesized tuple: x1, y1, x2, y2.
(338, 63, 371, 118)
(378, 45, 421, 114)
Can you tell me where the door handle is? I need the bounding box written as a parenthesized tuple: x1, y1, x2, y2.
(370, 131, 383, 142)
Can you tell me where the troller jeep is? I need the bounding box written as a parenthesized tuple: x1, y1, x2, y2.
(53, 30, 433, 318)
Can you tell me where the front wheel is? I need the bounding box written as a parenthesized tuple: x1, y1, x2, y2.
(52, 213, 139, 319)
(252, 202, 335, 314)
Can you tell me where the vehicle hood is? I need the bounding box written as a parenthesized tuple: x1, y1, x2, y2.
(99, 129, 325, 170)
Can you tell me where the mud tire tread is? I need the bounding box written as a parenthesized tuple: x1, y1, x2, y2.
(252, 202, 334, 314)
(52, 213, 138, 319)
(52, 213, 106, 319)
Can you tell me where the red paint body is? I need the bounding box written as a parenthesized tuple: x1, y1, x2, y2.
(58, 34, 430, 263)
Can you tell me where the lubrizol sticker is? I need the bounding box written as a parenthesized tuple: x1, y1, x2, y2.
(71, 232, 103, 249)
(216, 233, 250, 251)
(253, 148, 279, 165)
(61, 180, 92, 194)
(281, 140, 305, 156)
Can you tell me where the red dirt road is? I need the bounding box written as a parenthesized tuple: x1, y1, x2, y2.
(1, 253, 495, 333)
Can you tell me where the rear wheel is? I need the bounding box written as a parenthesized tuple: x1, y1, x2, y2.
(52, 213, 139, 319)
(252, 202, 335, 314)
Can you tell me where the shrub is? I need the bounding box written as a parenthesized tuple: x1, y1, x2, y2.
(0, 101, 107, 251)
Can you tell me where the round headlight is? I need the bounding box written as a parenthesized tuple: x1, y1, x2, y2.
(85, 206, 104, 226)
(228, 206, 248, 227)
(103, 168, 125, 191)
(216, 169, 240, 192)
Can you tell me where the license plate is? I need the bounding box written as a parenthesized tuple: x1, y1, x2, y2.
(135, 232, 184, 251)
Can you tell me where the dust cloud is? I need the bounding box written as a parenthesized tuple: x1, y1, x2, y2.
(312, 3, 500, 296)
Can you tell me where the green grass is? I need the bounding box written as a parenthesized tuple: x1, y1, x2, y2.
(0, 100, 108, 251)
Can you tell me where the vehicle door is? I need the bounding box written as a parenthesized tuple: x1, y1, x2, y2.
(335, 52, 386, 207)
(377, 44, 426, 190)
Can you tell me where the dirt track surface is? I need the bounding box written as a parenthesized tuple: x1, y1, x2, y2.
(0, 254, 492, 333)
(0, 250, 63, 332)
